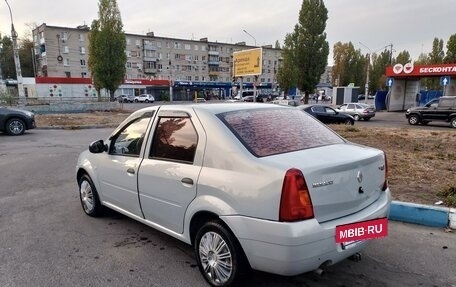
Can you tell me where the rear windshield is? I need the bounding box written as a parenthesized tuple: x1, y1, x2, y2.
(218, 108, 344, 157)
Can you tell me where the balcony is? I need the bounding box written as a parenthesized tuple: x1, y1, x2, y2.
(208, 71, 219, 76)
(208, 61, 220, 66)
(143, 56, 157, 62)
(144, 44, 156, 50)
(144, 68, 157, 74)
(208, 50, 219, 56)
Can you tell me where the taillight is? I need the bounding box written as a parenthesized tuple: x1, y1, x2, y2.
(279, 168, 314, 222)
(363, 109, 369, 114)
(382, 152, 388, 191)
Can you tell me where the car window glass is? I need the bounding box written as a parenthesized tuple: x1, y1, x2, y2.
(110, 116, 151, 156)
(324, 107, 336, 114)
(150, 117, 198, 164)
(218, 108, 344, 157)
(347, 104, 355, 109)
(439, 99, 453, 108)
(312, 106, 324, 112)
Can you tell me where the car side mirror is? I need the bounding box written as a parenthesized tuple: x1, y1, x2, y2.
(89, 140, 108, 153)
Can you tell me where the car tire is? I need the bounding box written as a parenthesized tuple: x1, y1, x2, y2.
(6, 118, 26, 135)
(78, 174, 104, 217)
(344, 118, 354, 125)
(135, 99, 139, 103)
(353, 114, 360, 121)
(450, 117, 456, 128)
(145, 99, 149, 103)
(364, 117, 371, 121)
(408, 114, 420, 125)
(194, 220, 249, 287)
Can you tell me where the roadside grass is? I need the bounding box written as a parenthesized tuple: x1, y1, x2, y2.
(331, 125, 456, 207)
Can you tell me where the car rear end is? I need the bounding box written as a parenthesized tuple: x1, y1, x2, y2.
(359, 104, 376, 119)
(212, 106, 390, 276)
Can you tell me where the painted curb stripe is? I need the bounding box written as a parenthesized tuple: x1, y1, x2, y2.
(390, 201, 449, 228)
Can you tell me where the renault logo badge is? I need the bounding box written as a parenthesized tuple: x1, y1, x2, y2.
(357, 171, 363, 183)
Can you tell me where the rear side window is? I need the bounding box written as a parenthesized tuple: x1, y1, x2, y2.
(150, 117, 198, 163)
(218, 108, 344, 157)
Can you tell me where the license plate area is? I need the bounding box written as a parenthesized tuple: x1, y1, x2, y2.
(336, 217, 388, 244)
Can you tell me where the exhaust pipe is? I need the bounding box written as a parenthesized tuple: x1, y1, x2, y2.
(313, 268, 325, 276)
(349, 252, 362, 262)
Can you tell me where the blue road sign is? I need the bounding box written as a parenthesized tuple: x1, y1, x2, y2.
(440, 76, 451, 86)
(386, 78, 394, 87)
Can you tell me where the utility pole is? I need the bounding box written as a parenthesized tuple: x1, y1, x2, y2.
(5, 0, 25, 103)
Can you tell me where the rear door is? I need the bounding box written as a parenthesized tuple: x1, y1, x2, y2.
(137, 108, 205, 234)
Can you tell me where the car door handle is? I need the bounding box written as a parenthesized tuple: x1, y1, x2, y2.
(127, 168, 135, 175)
(181, 178, 193, 185)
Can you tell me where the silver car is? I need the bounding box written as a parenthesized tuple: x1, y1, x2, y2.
(336, 103, 376, 121)
(76, 103, 391, 286)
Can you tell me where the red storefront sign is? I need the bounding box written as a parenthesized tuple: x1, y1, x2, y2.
(386, 63, 456, 77)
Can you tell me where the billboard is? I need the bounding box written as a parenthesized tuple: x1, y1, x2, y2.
(233, 48, 262, 77)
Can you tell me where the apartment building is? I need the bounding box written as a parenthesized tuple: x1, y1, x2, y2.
(32, 23, 282, 99)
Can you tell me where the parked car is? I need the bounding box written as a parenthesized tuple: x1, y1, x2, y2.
(299, 104, 354, 125)
(271, 99, 300, 106)
(405, 96, 456, 128)
(118, 94, 135, 103)
(134, 94, 155, 103)
(76, 103, 391, 286)
(0, 106, 36, 135)
(336, 103, 376, 121)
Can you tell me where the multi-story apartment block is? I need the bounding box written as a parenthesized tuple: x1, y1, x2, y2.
(32, 23, 282, 100)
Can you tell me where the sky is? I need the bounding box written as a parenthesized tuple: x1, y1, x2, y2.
(1, 0, 455, 65)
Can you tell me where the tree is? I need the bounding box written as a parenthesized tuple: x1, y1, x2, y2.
(0, 36, 15, 79)
(331, 42, 365, 88)
(18, 38, 34, 77)
(370, 49, 392, 92)
(274, 40, 281, 49)
(88, 0, 126, 100)
(277, 0, 329, 103)
(428, 37, 444, 64)
(394, 50, 411, 65)
(444, 34, 456, 63)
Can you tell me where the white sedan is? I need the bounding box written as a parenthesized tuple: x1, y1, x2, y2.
(76, 103, 391, 286)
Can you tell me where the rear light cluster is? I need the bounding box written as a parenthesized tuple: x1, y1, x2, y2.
(279, 168, 314, 222)
(382, 152, 388, 191)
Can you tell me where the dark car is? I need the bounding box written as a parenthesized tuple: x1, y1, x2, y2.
(298, 104, 354, 125)
(405, 96, 456, 128)
(0, 106, 36, 135)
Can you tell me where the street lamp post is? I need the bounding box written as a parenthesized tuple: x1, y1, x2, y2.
(359, 42, 371, 104)
(5, 0, 25, 103)
(243, 29, 256, 47)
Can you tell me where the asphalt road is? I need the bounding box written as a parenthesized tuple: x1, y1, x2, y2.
(1, 128, 455, 287)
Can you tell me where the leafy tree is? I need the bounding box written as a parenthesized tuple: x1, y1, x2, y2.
(370, 49, 391, 92)
(394, 50, 411, 65)
(428, 37, 444, 64)
(444, 34, 456, 63)
(331, 42, 365, 88)
(277, 0, 329, 103)
(274, 40, 281, 49)
(414, 52, 429, 65)
(88, 0, 126, 100)
(18, 38, 34, 77)
(0, 36, 15, 79)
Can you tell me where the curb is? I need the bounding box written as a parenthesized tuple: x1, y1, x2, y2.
(390, 201, 456, 229)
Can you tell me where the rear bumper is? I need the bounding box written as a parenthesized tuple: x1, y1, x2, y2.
(222, 188, 391, 276)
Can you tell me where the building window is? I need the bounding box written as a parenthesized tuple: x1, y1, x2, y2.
(157, 41, 161, 48)
(184, 44, 191, 50)
(79, 34, 84, 42)
(246, 77, 251, 82)
(260, 78, 265, 83)
(166, 42, 170, 48)
(61, 32, 68, 42)
(126, 50, 131, 58)
(194, 55, 199, 61)
(201, 45, 206, 51)
(136, 39, 141, 47)
(187, 76, 192, 81)
(81, 72, 87, 78)
(80, 59, 86, 66)
(195, 76, 199, 81)
(65, 71, 71, 77)
(63, 46, 69, 54)
(166, 53, 170, 59)
(157, 64, 163, 70)
(80, 47, 86, 54)
(126, 38, 131, 45)
(126, 62, 132, 69)
(157, 52, 162, 59)
(194, 45, 199, 51)
(64, 58, 70, 66)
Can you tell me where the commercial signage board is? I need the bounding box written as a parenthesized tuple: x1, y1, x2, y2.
(233, 48, 262, 77)
(386, 63, 456, 77)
